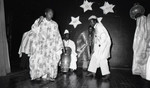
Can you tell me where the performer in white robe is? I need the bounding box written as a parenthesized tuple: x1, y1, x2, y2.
(63, 29, 77, 71)
(18, 8, 63, 81)
(86, 15, 112, 80)
(132, 14, 150, 81)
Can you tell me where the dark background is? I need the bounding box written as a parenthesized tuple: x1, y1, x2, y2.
(4, 0, 150, 72)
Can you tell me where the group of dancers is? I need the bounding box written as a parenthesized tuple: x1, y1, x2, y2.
(18, 8, 112, 81)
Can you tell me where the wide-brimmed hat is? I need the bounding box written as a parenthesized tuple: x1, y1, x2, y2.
(88, 15, 97, 20)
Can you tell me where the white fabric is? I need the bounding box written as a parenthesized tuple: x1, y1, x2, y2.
(132, 15, 148, 79)
(19, 18, 63, 80)
(18, 19, 40, 57)
(88, 22, 111, 75)
(63, 39, 77, 70)
(146, 56, 150, 80)
(132, 14, 150, 80)
(146, 14, 150, 81)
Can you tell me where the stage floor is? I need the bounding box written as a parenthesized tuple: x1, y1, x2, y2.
(0, 68, 150, 88)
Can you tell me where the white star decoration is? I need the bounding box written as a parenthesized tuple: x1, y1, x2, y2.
(69, 16, 82, 28)
(80, 0, 93, 12)
(100, 1, 115, 14)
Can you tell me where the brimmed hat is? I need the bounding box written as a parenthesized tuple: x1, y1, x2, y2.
(88, 15, 97, 20)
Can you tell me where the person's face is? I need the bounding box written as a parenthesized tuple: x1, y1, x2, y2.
(45, 10, 53, 20)
(89, 19, 96, 27)
(89, 26, 94, 33)
(64, 34, 69, 40)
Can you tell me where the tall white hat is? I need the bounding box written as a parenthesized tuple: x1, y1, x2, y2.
(64, 29, 69, 34)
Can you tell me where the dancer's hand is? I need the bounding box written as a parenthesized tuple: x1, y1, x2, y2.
(38, 16, 44, 26)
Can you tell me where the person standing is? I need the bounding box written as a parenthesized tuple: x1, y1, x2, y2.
(62, 29, 77, 71)
(88, 25, 95, 55)
(132, 13, 150, 81)
(86, 15, 112, 80)
(19, 8, 63, 81)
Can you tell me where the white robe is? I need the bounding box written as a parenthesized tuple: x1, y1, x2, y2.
(63, 39, 77, 70)
(146, 55, 150, 80)
(88, 22, 111, 75)
(146, 14, 150, 81)
(19, 18, 63, 79)
(132, 14, 150, 81)
(18, 19, 40, 57)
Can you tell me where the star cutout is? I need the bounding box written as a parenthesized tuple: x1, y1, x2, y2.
(69, 16, 82, 28)
(80, 0, 93, 12)
(100, 1, 115, 14)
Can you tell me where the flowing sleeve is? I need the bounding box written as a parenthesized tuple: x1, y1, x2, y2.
(70, 40, 77, 56)
(54, 22, 63, 55)
(31, 18, 40, 34)
(96, 23, 107, 45)
(18, 18, 40, 57)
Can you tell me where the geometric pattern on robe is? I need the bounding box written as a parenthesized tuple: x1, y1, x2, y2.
(76, 30, 91, 69)
(63, 39, 77, 70)
(19, 18, 63, 80)
(132, 15, 148, 79)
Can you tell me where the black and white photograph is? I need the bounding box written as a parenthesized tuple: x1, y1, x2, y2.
(0, 0, 150, 88)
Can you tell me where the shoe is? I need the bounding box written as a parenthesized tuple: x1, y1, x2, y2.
(49, 78, 55, 82)
(42, 77, 55, 82)
(70, 69, 74, 72)
(86, 72, 95, 77)
(102, 74, 110, 80)
(31, 78, 42, 84)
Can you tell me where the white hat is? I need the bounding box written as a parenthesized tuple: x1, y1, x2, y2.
(64, 29, 69, 34)
(88, 15, 97, 20)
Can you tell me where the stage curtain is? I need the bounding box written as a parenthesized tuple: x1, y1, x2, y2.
(0, 0, 11, 76)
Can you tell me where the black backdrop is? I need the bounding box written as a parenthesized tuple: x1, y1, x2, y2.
(4, 0, 150, 72)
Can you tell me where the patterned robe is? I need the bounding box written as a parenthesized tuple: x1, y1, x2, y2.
(19, 18, 63, 80)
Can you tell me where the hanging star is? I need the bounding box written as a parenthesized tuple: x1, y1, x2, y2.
(80, 0, 93, 12)
(69, 16, 82, 28)
(100, 1, 115, 14)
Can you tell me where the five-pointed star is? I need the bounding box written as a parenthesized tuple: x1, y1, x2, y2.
(69, 16, 82, 28)
(100, 1, 115, 14)
(80, 0, 93, 12)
